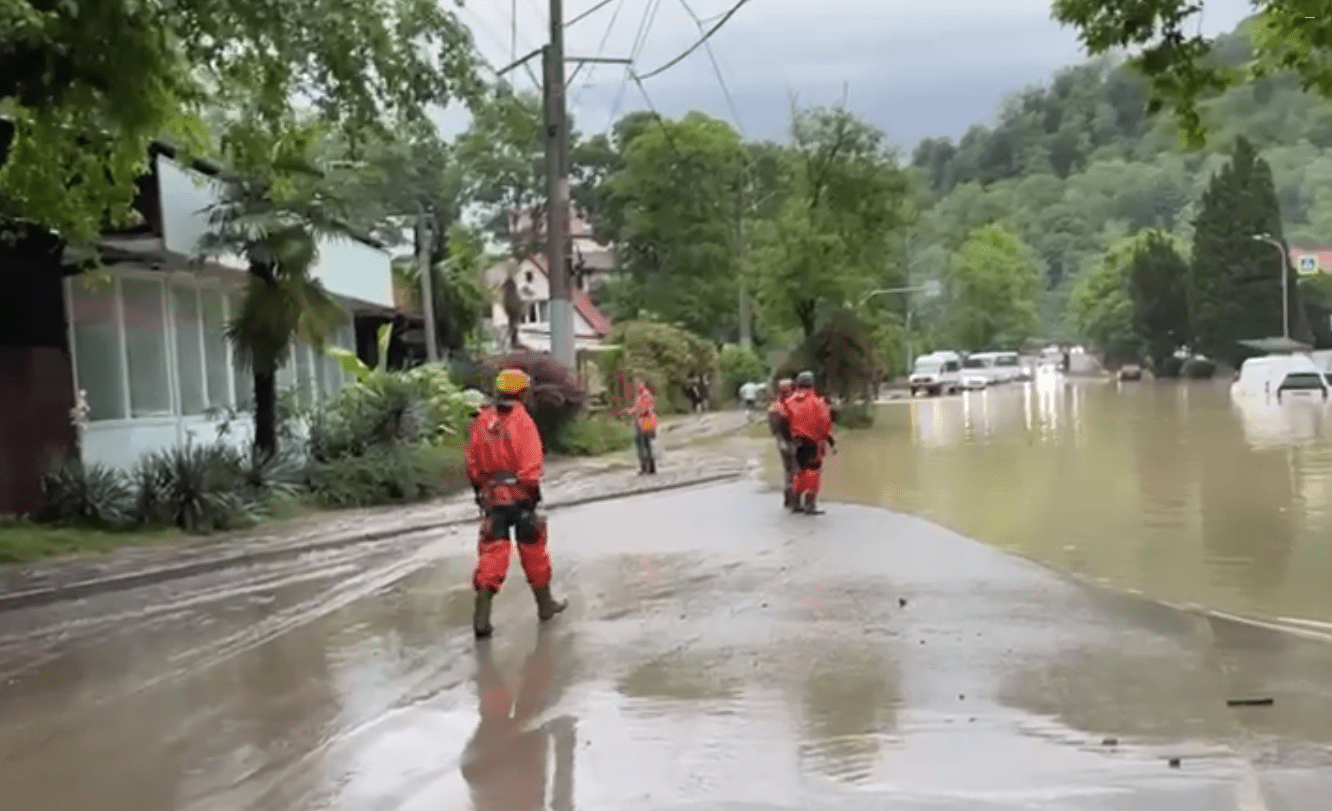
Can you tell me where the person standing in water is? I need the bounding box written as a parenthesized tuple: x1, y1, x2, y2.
(466, 368, 567, 638)
(782, 371, 835, 514)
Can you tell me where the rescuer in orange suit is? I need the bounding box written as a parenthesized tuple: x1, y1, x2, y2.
(767, 378, 796, 508)
(782, 370, 835, 514)
(466, 368, 567, 638)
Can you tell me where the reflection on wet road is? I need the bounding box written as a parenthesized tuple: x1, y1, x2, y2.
(3, 481, 1332, 809)
(823, 375, 1332, 629)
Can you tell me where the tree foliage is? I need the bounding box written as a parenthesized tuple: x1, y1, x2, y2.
(749, 106, 908, 340)
(600, 320, 718, 413)
(944, 224, 1042, 350)
(1127, 230, 1191, 369)
(1188, 136, 1306, 365)
(1067, 235, 1144, 363)
(1050, 2, 1332, 146)
(1, 0, 478, 246)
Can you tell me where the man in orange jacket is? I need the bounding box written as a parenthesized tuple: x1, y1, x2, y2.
(466, 368, 567, 638)
(767, 378, 796, 508)
(781, 370, 835, 514)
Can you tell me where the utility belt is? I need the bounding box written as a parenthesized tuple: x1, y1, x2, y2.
(478, 472, 534, 510)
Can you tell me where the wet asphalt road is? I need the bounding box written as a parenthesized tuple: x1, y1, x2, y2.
(1, 478, 1331, 810)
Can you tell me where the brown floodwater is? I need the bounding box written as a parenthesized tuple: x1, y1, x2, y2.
(819, 371, 1332, 630)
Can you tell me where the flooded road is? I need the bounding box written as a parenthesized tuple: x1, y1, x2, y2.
(2, 480, 1332, 809)
(823, 373, 1332, 631)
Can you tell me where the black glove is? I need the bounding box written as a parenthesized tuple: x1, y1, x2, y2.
(826, 435, 836, 448)
(529, 484, 543, 506)
(472, 483, 483, 507)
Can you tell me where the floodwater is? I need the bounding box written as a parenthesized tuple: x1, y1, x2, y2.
(2, 413, 1332, 808)
(822, 371, 1332, 633)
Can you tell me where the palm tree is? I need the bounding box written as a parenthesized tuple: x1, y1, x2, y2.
(200, 162, 349, 458)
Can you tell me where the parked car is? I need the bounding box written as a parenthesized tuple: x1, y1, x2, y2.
(909, 351, 962, 396)
(1118, 364, 1143, 381)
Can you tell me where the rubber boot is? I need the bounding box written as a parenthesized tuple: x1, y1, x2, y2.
(473, 589, 495, 638)
(802, 493, 824, 515)
(533, 584, 567, 622)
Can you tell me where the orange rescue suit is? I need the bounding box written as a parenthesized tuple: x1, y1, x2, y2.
(780, 389, 834, 500)
(465, 401, 553, 592)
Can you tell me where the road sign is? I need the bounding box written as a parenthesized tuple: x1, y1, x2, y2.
(1298, 255, 1320, 274)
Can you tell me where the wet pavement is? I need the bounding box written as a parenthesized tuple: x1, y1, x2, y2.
(2, 477, 1331, 810)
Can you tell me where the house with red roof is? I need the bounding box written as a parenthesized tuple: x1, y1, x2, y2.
(481, 203, 615, 352)
(1289, 246, 1332, 275)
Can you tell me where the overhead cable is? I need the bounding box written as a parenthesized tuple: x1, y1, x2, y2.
(636, 0, 753, 80)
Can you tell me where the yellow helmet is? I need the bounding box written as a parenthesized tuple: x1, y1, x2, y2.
(495, 367, 531, 396)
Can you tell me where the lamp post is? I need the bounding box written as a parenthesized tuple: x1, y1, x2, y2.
(861, 279, 943, 371)
(1253, 233, 1289, 340)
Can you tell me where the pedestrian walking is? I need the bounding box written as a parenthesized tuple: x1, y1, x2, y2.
(782, 371, 835, 514)
(466, 368, 567, 638)
(739, 380, 760, 420)
(626, 377, 658, 474)
(767, 378, 797, 508)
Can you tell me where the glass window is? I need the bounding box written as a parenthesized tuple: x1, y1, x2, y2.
(201, 289, 232, 408)
(228, 291, 254, 408)
(68, 279, 127, 421)
(172, 283, 206, 415)
(121, 276, 172, 417)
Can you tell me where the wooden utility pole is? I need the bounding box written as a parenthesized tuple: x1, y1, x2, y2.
(417, 207, 439, 362)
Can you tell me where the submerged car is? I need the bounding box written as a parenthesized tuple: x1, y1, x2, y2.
(1118, 364, 1143, 381)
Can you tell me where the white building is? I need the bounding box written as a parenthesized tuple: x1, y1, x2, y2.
(481, 253, 612, 352)
(67, 148, 395, 471)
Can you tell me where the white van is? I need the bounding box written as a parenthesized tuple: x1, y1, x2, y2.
(909, 351, 962, 396)
(966, 351, 1022, 383)
(1231, 354, 1330, 401)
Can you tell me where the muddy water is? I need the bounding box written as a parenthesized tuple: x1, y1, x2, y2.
(821, 372, 1332, 627)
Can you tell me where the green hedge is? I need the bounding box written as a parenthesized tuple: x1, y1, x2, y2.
(305, 444, 469, 509)
(551, 417, 635, 456)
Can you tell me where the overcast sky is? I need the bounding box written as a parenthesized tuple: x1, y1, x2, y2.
(447, 0, 1256, 152)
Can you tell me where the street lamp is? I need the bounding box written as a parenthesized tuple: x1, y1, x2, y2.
(1253, 233, 1289, 340)
(861, 279, 943, 372)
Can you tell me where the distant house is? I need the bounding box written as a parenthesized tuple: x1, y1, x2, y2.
(0, 144, 399, 515)
(1288, 246, 1332, 275)
(483, 203, 615, 352)
(481, 253, 612, 352)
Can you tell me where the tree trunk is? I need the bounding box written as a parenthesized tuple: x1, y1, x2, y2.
(253, 369, 277, 458)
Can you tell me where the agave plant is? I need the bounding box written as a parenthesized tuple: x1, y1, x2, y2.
(39, 454, 132, 526)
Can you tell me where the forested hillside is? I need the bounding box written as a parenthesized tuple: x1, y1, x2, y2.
(904, 19, 1332, 340)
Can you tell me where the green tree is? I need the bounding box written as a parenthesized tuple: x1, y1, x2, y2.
(598, 112, 746, 339)
(200, 127, 359, 456)
(1, 0, 477, 252)
(749, 105, 908, 339)
(1050, 1, 1332, 145)
(1127, 230, 1191, 369)
(1188, 136, 1304, 366)
(945, 224, 1042, 350)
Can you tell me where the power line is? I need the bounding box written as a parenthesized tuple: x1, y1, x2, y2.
(631, 70, 685, 161)
(677, 0, 745, 136)
(606, 0, 665, 136)
(571, 0, 630, 110)
(566, 0, 620, 28)
(637, 0, 753, 80)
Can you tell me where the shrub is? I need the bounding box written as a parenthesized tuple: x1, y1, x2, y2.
(551, 417, 635, 456)
(600, 320, 718, 413)
(1181, 357, 1217, 379)
(305, 444, 468, 508)
(776, 309, 878, 402)
(718, 344, 768, 400)
(128, 442, 301, 531)
(476, 351, 586, 446)
(307, 362, 473, 461)
(40, 455, 132, 527)
(835, 401, 875, 429)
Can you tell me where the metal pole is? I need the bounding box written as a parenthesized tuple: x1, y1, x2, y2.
(1282, 249, 1290, 341)
(737, 193, 752, 349)
(544, 7, 575, 366)
(417, 210, 439, 362)
(905, 305, 913, 372)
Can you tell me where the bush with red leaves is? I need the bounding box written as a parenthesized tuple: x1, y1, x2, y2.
(476, 351, 586, 446)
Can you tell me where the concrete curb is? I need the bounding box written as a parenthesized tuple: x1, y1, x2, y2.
(0, 468, 746, 613)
